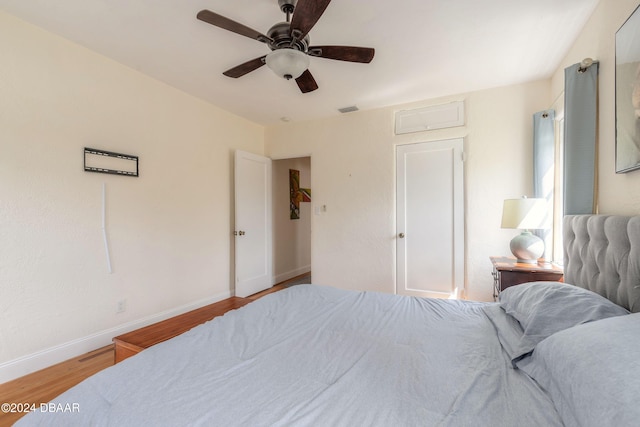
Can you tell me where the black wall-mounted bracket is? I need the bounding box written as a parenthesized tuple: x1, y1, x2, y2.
(84, 147, 139, 177)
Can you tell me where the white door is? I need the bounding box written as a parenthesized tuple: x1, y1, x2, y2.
(396, 139, 464, 298)
(234, 150, 272, 297)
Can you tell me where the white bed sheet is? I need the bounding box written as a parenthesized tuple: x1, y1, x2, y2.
(17, 285, 562, 426)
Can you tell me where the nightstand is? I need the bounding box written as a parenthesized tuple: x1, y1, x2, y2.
(490, 256, 563, 300)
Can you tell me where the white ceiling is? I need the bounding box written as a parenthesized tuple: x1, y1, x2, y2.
(0, 0, 599, 125)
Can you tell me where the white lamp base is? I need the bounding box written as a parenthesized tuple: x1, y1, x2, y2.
(509, 231, 544, 264)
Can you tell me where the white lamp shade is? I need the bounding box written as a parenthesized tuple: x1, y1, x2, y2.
(501, 197, 550, 230)
(265, 49, 309, 80)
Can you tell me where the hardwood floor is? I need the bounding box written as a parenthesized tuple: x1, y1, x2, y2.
(0, 345, 115, 426)
(0, 273, 310, 426)
(248, 272, 311, 300)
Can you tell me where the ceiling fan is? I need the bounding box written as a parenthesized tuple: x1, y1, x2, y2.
(197, 0, 375, 93)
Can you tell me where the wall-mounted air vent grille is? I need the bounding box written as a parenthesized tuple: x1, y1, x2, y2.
(338, 106, 359, 114)
(395, 101, 465, 135)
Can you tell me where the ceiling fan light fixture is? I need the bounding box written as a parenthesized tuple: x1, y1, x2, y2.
(265, 48, 309, 80)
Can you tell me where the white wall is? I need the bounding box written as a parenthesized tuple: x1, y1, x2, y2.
(0, 11, 264, 381)
(272, 158, 312, 283)
(550, 0, 640, 214)
(266, 80, 550, 301)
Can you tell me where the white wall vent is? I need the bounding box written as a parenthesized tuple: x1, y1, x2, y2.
(395, 101, 465, 135)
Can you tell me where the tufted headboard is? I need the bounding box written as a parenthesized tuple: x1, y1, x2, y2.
(563, 215, 640, 312)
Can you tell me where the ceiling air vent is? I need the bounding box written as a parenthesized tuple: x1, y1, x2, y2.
(338, 105, 359, 114)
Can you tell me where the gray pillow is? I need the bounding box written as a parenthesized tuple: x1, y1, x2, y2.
(499, 281, 628, 360)
(517, 313, 640, 427)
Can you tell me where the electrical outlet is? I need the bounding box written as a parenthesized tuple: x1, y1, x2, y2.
(116, 299, 127, 313)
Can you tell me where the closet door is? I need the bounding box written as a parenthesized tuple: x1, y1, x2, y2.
(396, 139, 464, 298)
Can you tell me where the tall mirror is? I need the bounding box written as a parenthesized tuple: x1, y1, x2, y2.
(616, 5, 640, 173)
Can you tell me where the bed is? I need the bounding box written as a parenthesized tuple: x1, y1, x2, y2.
(17, 215, 640, 426)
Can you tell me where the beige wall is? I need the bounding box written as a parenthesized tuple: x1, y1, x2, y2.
(266, 0, 640, 302)
(272, 158, 312, 283)
(4, 0, 636, 383)
(551, 0, 640, 214)
(266, 80, 551, 301)
(0, 11, 264, 381)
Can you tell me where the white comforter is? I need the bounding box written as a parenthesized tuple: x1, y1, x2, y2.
(17, 285, 562, 426)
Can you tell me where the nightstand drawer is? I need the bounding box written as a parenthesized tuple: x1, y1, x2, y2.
(498, 270, 563, 290)
(490, 256, 563, 299)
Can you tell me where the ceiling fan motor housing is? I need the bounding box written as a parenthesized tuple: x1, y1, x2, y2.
(268, 22, 309, 52)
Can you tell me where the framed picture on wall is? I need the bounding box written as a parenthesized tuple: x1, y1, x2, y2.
(615, 4, 640, 173)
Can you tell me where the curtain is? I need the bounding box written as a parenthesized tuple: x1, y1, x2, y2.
(533, 110, 555, 260)
(563, 62, 598, 214)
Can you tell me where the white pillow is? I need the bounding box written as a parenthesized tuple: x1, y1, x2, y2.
(517, 313, 640, 427)
(499, 281, 628, 360)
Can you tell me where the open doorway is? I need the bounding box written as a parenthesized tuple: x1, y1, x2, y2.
(272, 157, 312, 285)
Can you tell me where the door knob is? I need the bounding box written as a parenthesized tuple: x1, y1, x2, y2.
(239, 231, 246, 236)
(398, 233, 405, 238)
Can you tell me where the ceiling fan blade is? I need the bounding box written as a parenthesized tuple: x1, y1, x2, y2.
(197, 10, 272, 44)
(290, 0, 332, 41)
(223, 56, 267, 78)
(295, 70, 319, 93)
(308, 46, 375, 63)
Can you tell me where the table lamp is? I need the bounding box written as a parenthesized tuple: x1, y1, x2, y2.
(501, 197, 549, 264)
